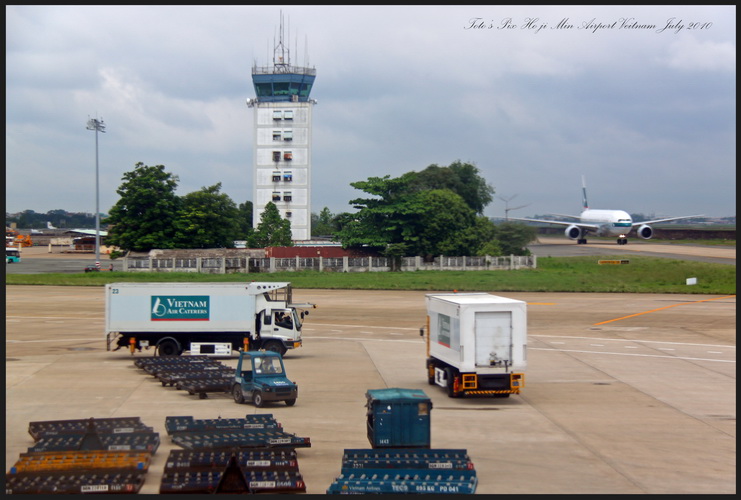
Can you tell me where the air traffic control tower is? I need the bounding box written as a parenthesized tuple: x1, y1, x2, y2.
(247, 17, 317, 241)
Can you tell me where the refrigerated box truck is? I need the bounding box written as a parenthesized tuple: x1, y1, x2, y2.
(105, 282, 313, 356)
(422, 292, 526, 398)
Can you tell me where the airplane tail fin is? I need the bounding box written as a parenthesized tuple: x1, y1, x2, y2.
(47, 221, 56, 229)
(581, 175, 589, 209)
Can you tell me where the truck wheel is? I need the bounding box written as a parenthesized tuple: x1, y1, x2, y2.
(445, 367, 458, 398)
(262, 340, 286, 356)
(253, 391, 264, 408)
(232, 384, 244, 404)
(157, 339, 179, 357)
(285, 399, 296, 407)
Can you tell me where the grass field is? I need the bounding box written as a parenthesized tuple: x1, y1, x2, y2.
(6, 256, 736, 295)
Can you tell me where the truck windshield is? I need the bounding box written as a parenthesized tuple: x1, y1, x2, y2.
(292, 310, 302, 329)
(254, 357, 284, 375)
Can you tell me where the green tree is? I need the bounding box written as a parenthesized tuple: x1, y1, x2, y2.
(14, 210, 39, 229)
(236, 201, 254, 241)
(410, 160, 494, 214)
(335, 169, 493, 258)
(450, 215, 500, 256)
(496, 222, 537, 255)
(401, 189, 476, 257)
(248, 202, 293, 248)
(334, 175, 404, 250)
(172, 183, 239, 248)
(104, 163, 181, 252)
(311, 207, 339, 237)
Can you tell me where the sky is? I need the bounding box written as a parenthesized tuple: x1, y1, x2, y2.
(5, 5, 736, 221)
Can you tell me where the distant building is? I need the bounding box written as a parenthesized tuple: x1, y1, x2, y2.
(247, 13, 317, 241)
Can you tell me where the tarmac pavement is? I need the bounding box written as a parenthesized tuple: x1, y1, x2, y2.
(5, 283, 736, 494)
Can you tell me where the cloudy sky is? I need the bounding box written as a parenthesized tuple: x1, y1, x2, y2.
(6, 5, 736, 221)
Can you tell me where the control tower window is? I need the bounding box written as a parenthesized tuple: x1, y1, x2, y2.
(255, 83, 272, 97)
(274, 82, 290, 96)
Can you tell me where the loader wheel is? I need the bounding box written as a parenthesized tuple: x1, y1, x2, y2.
(262, 340, 286, 356)
(232, 384, 245, 404)
(253, 391, 264, 408)
(285, 399, 296, 407)
(157, 339, 179, 357)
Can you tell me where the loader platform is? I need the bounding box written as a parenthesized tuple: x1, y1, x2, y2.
(7, 417, 159, 494)
(327, 448, 477, 494)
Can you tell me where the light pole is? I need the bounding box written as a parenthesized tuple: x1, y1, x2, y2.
(498, 194, 530, 221)
(86, 117, 105, 267)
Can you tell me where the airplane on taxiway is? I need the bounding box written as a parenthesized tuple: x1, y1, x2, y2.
(509, 177, 703, 245)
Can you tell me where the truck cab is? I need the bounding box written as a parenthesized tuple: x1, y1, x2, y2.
(231, 350, 298, 407)
(257, 307, 306, 355)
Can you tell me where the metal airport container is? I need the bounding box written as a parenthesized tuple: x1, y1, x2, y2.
(365, 388, 432, 449)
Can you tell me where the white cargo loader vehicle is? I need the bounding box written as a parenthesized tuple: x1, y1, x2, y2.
(105, 282, 313, 356)
(422, 292, 526, 398)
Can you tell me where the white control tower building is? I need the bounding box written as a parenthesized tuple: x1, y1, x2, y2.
(247, 16, 317, 240)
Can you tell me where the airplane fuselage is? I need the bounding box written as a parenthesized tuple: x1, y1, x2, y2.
(579, 209, 633, 237)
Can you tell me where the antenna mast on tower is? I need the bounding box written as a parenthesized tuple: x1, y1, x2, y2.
(274, 11, 290, 72)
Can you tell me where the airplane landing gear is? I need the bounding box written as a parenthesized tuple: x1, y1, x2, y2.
(617, 237, 628, 245)
(577, 238, 587, 244)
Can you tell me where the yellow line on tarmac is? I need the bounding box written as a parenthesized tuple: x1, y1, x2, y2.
(594, 295, 736, 326)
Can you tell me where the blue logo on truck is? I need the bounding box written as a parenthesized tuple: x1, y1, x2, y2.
(151, 295, 209, 321)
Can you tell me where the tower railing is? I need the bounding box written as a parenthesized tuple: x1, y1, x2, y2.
(252, 65, 316, 76)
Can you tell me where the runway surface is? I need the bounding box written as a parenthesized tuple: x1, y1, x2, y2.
(529, 237, 735, 265)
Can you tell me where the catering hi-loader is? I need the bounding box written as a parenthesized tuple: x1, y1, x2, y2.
(105, 282, 313, 356)
(421, 292, 526, 398)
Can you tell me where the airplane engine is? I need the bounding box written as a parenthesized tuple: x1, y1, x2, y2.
(565, 225, 583, 240)
(637, 224, 653, 239)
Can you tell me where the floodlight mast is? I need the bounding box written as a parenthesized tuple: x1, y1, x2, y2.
(86, 117, 106, 268)
(498, 194, 530, 221)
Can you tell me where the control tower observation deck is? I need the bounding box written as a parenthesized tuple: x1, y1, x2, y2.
(248, 15, 317, 240)
(251, 63, 316, 103)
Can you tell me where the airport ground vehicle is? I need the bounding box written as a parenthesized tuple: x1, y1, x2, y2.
(85, 264, 113, 272)
(232, 350, 298, 407)
(6, 247, 21, 263)
(5, 227, 33, 248)
(105, 282, 312, 356)
(422, 292, 526, 398)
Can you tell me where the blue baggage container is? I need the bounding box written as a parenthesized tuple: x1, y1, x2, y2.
(365, 388, 431, 449)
